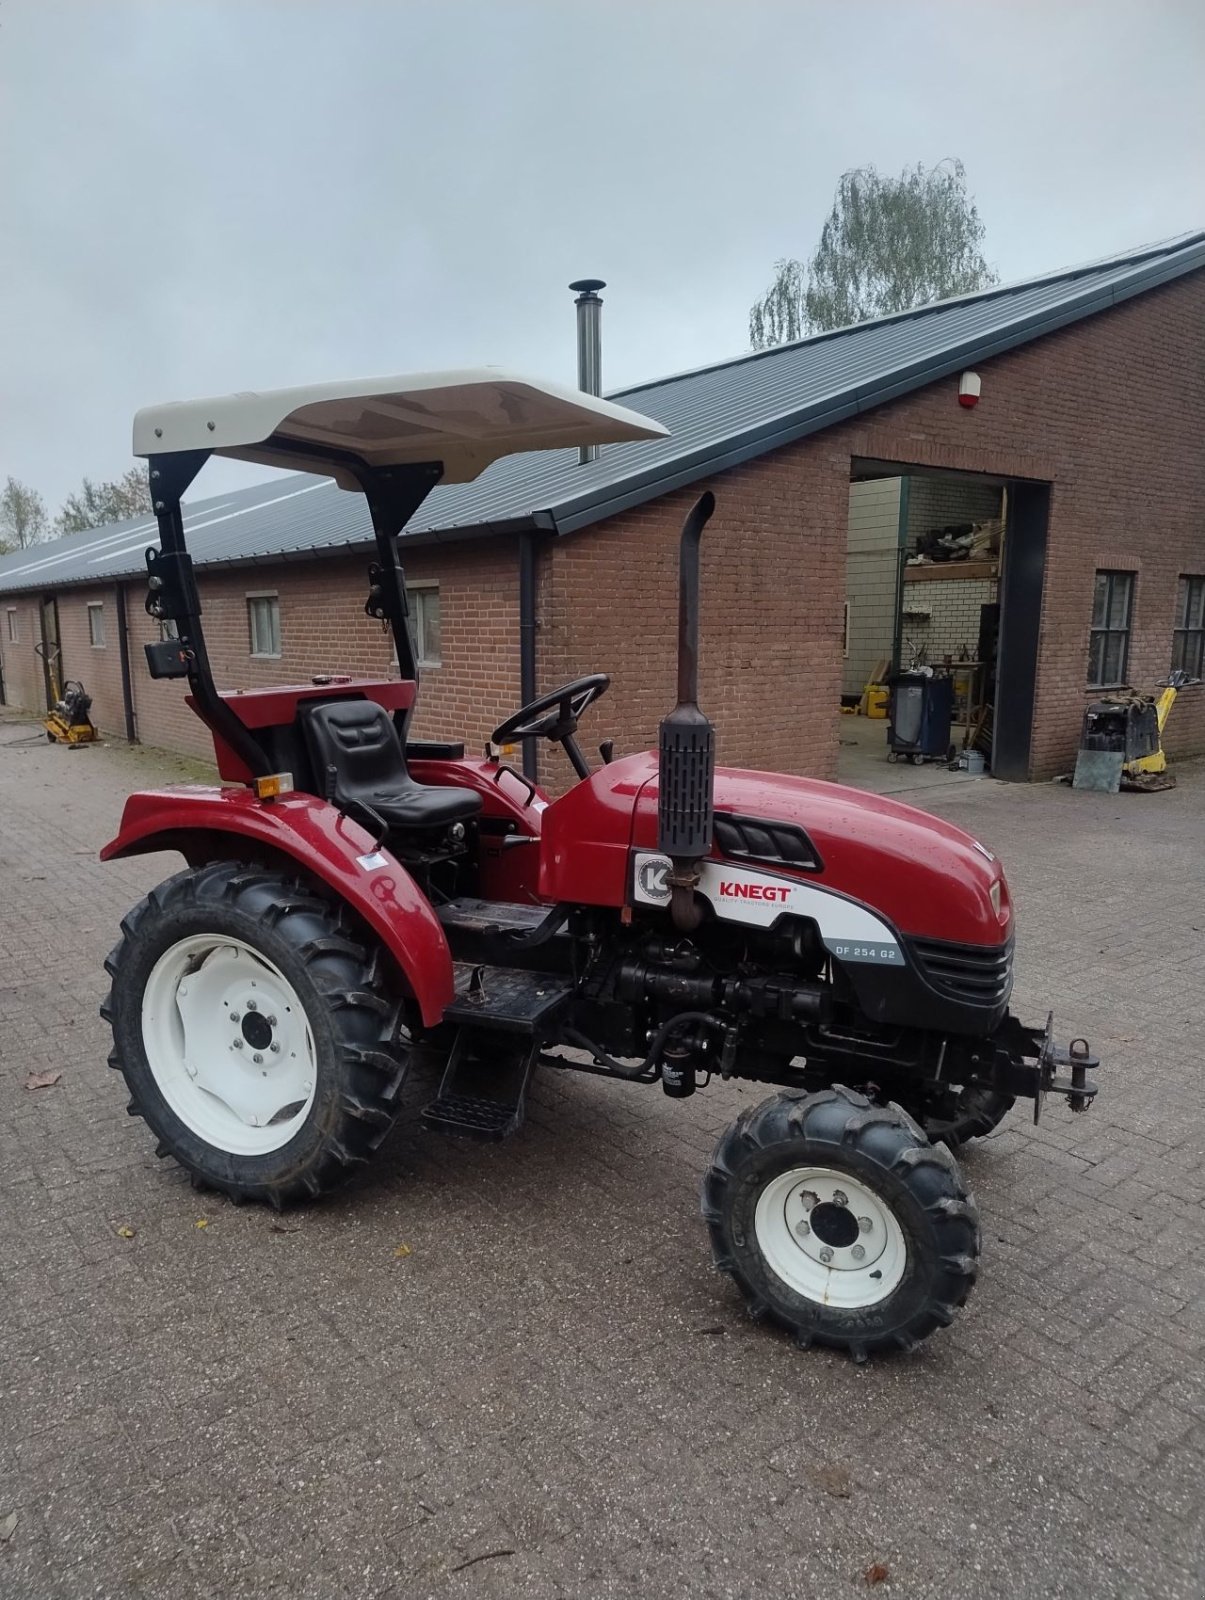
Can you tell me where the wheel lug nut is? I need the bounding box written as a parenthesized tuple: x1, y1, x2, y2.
(819, 1248, 833, 1264)
(232, 1039, 243, 1050)
(832, 1190, 848, 1207)
(230, 1011, 241, 1024)
(252, 1053, 264, 1064)
(266, 1015, 277, 1028)
(270, 1042, 281, 1054)
(245, 999, 258, 1012)
(794, 1220, 810, 1238)
(851, 1245, 865, 1261)
(858, 1216, 873, 1233)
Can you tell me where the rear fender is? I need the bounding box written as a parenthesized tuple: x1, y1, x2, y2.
(101, 786, 454, 1027)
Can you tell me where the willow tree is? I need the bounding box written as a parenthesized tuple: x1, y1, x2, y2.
(0, 477, 48, 553)
(55, 467, 153, 535)
(749, 160, 997, 349)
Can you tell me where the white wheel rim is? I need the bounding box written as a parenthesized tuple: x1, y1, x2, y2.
(141, 934, 317, 1156)
(753, 1165, 907, 1310)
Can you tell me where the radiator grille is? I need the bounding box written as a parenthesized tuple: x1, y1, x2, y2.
(909, 935, 1014, 1009)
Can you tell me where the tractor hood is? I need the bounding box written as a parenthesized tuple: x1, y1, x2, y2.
(703, 766, 1010, 946)
(539, 754, 1010, 948)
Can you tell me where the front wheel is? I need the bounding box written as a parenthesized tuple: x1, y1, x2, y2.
(702, 1086, 979, 1357)
(102, 862, 410, 1207)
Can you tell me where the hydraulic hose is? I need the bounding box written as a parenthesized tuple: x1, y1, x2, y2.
(560, 1010, 725, 1084)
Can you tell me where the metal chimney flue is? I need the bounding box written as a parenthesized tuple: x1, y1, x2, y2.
(569, 278, 605, 464)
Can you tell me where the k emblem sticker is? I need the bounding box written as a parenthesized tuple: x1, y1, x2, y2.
(635, 856, 671, 904)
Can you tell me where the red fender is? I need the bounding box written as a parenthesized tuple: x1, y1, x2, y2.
(100, 786, 454, 1027)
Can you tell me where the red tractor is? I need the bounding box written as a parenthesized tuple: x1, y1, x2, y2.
(102, 372, 1097, 1358)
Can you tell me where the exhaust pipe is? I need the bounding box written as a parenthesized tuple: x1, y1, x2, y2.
(569, 278, 605, 464)
(658, 491, 717, 932)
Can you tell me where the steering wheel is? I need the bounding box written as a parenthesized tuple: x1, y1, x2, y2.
(491, 674, 610, 777)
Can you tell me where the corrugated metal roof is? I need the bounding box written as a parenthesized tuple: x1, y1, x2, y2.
(3, 230, 1203, 596)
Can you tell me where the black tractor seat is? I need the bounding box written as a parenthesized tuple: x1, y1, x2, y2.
(299, 699, 482, 835)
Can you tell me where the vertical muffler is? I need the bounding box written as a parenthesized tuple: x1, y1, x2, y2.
(658, 491, 717, 931)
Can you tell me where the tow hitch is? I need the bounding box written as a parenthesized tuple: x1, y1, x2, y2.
(1035, 1012, 1098, 1122)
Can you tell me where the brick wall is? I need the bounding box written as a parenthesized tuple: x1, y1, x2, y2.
(538, 455, 849, 786)
(2, 545, 522, 765)
(901, 575, 996, 666)
(819, 269, 1205, 775)
(905, 477, 1005, 552)
(0, 595, 47, 713)
(538, 269, 1205, 781)
(118, 544, 523, 763)
(55, 586, 129, 736)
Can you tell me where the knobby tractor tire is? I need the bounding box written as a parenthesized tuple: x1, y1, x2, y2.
(101, 861, 409, 1208)
(913, 1085, 1015, 1149)
(702, 1086, 980, 1358)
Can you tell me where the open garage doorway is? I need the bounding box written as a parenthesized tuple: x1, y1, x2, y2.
(839, 463, 1049, 788)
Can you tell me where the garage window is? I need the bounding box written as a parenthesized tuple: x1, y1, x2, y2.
(1172, 575, 1205, 679)
(5, 608, 16, 643)
(88, 602, 106, 648)
(247, 594, 281, 658)
(407, 584, 441, 667)
(1088, 571, 1133, 687)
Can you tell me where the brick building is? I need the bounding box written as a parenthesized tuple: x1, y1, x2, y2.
(3, 232, 1204, 785)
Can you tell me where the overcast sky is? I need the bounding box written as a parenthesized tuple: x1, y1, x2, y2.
(2, 0, 1203, 508)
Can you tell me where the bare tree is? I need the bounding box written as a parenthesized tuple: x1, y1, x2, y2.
(0, 476, 49, 553)
(750, 160, 998, 349)
(55, 467, 153, 535)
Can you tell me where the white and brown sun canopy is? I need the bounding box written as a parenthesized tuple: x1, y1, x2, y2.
(133, 369, 669, 490)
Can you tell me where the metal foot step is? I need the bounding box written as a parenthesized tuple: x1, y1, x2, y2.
(445, 964, 571, 1035)
(422, 1092, 522, 1141)
(421, 1030, 540, 1142)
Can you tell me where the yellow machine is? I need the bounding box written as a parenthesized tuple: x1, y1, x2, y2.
(35, 649, 97, 746)
(44, 680, 97, 745)
(1122, 671, 1197, 791)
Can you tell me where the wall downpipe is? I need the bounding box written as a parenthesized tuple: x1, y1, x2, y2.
(115, 581, 138, 743)
(518, 530, 538, 781)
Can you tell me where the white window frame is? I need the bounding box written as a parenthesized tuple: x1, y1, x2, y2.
(247, 592, 282, 659)
(87, 601, 106, 648)
(5, 607, 16, 644)
(407, 582, 441, 668)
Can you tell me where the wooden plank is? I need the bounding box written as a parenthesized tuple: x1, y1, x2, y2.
(903, 560, 999, 584)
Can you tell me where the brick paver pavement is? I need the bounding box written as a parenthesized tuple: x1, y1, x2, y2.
(2, 711, 1204, 1599)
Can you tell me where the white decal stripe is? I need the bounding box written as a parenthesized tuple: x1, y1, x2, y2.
(631, 852, 903, 964)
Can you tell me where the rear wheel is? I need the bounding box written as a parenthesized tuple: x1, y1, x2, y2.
(702, 1086, 979, 1358)
(102, 861, 409, 1207)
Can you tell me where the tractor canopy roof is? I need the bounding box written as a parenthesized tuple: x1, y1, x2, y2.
(132, 369, 669, 489)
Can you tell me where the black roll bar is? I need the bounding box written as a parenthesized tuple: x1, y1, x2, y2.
(141, 445, 444, 783)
